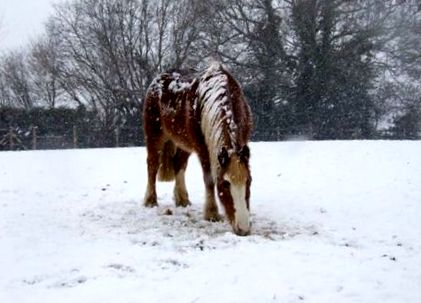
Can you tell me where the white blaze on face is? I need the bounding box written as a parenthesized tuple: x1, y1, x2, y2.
(225, 175, 250, 234)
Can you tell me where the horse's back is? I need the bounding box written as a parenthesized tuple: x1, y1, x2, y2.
(143, 71, 199, 152)
(143, 64, 252, 151)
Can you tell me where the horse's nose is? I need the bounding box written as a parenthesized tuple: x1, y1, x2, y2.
(234, 224, 251, 236)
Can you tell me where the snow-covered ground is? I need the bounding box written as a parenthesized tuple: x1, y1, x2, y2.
(1, 141, 420, 303)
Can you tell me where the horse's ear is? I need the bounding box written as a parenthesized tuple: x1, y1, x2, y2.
(239, 145, 250, 162)
(218, 146, 229, 168)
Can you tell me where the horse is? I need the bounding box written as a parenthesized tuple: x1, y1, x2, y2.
(142, 62, 253, 236)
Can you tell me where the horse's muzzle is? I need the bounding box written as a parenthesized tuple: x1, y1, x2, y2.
(233, 224, 251, 236)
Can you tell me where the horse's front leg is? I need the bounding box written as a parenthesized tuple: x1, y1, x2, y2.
(203, 172, 222, 222)
(197, 150, 222, 221)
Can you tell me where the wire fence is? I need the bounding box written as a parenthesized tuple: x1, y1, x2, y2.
(0, 125, 405, 152)
(0, 126, 286, 151)
(0, 126, 145, 151)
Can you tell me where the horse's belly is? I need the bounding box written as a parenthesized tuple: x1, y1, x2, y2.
(161, 118, 194, 152)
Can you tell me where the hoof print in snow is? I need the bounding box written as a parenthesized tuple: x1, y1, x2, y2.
(54, 276, 87, 288)
(163, 208, 173, 216)
(195, 239, 206, 251)
(22, 276, 44, 285)
(107, 263, 135, 273)
(161, 259, 188, 270)
(101, 184, 111, 191)
(381, 254, 397, 262)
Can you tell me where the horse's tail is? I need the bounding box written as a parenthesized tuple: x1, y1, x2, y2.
(158, 141, 176, 182)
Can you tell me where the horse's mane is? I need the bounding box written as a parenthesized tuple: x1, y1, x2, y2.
(197, 62, 246, 178)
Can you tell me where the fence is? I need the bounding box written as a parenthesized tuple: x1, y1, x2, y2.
(0, 126, 294, 151)
(0, 125, 410, 152)
(0, 126, 144, 151)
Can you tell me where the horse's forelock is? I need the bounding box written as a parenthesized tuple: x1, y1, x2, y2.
(225, 154, 249, 185)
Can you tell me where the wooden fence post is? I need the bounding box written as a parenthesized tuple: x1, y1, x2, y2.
(9, 128, 15, 150)
(32, 126, 37, 150)
(73, 125, 78, 148)
(115, 126, 120, 147)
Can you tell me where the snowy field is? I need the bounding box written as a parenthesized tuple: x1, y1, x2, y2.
(1, 141, 421, 303)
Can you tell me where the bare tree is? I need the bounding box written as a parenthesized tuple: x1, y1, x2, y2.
(168, 0, 213, 69)
(0, 50, 33, 109)
(0, 69, 12, 107)
(1, 0, 419, 142)
(49, 0, 149, 133)
(27, 35, 63, 108)
(46, 0, 216, 131)
(203, 0, 293, 136)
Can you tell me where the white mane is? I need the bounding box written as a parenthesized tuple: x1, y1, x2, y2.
(197, 63, 238, 179)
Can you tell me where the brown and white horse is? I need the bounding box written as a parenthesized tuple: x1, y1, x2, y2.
(142, 63, 253, 236)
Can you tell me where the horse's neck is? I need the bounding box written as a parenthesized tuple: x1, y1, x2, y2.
(198, 87, 238, 178)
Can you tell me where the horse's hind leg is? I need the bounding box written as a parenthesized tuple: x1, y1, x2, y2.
(173, 148, 191, 207)
(144, 141, 162, 207)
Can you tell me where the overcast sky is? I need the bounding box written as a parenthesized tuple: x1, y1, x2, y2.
(0, 0, 60, 53)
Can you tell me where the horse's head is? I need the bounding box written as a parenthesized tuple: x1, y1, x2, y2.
(216, 145, 251, 236)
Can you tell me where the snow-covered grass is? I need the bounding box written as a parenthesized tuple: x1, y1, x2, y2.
(1, 141, 420, 303)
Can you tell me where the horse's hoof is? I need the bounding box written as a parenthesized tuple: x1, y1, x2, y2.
(204, 212, 223, 222)
(144, 199, 158, 208)
(175, 200, 191, 208)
